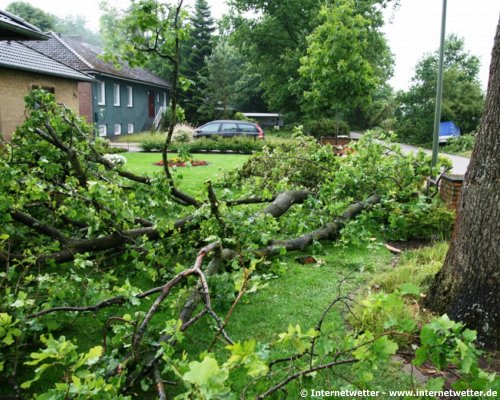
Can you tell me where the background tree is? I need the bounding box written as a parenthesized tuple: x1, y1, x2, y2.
(395, 35, 484, 144)
(426, 19, 500, 349)
(229, 0, 323, 119)
(197, 37, 243, 120)
(6, 1, 56, 31)
(55, 15, 101, 45)
(180, 0, 215, 123)
(101, 0, 197, 207)
(230, 0, 395, 122)
(299, 0, 392, 136)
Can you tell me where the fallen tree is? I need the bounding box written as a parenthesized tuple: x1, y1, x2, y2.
(0, 91, 457, 398)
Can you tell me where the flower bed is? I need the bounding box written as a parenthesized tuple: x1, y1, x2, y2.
(154, 158, 209, 167)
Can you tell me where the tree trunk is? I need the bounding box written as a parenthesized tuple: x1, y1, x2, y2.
(426, 17, 500, 349)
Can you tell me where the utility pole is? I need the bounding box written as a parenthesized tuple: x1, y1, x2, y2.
(431, 0, 448, 169)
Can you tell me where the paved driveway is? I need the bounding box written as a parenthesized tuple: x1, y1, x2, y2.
(350, 132, 470, 175)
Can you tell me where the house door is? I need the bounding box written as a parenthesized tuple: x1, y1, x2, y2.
(148, 92, 155, 118)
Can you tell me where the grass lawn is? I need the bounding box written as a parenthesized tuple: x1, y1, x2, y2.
(123, 152, 249, 194)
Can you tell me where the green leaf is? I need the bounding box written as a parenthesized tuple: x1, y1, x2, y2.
(183, 356, 220, 386)
(84, 346, 103, 365)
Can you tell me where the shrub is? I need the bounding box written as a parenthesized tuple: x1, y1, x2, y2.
(444, 134, 476, 154)
(172, 123, 195, 143)
(139, 136, 271, 153)
(303, 118, 349, 139)
(105, 146, 128, 153)
(161, 104, 186, 131)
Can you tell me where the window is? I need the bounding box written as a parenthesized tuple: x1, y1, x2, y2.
(127, 86, 133, 107)
(31, 85, 55, 94)
(127, 123, 134, 134)
(98, 125, 107, 137)
(221, 123, 238, 132)
(163, 92, 167, 107)
(156, 93, 160, 103)
(97, 81, 105, 105)
(113, 84, 120, 106)
(114, 124, 121, 135)
(200, 123, 220, 133)
(238, 123, 257, 133)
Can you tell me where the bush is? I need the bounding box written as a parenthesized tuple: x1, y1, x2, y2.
(172, 123, 195, 143)
(139, 136, 271, 153)
(105, 146, 128, 153)
(444, 134, 476, 154)
(161, 104, 186, 131)
(303, 118, 349, 139)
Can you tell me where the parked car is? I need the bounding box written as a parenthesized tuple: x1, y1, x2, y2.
(194, 120, 264, 139)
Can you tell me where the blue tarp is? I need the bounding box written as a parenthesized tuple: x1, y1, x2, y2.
(439, 121, 461, 138)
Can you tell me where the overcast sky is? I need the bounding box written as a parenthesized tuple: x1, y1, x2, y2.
(1, 0, 498, 91)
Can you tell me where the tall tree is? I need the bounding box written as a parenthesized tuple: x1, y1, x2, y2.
(299, 0, 392, 134)
(101, 0, 198, 207)
(395, 35, 484, 144)
(5, 1, 56, 31)
(230, 0, 322, 118)
(426, 18, 500, 349)
(198, 38, 243, 120)
(180, 0, 215, 123)
(230, 0, 395, 120)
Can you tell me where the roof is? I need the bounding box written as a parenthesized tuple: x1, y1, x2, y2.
(26, 32, 170, 89)
(0, 40, 93, 81)
(0, 9, 48, 41)
(242, 113, 282, 118)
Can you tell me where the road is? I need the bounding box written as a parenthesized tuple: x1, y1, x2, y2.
(350, 132, 470, 175)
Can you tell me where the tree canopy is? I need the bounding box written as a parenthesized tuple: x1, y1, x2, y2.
(299, 0, 392, 122)
(6, 1, 56, 31)
(395, 35, 484, 144)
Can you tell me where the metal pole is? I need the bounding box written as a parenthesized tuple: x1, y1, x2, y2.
(431, 0, 448, 169)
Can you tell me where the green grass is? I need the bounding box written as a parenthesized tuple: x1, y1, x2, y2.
(123, 152, 249, 194)
(369, 242, 448, 293)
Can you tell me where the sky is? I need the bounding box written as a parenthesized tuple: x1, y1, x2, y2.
(1, 0, 498, 91)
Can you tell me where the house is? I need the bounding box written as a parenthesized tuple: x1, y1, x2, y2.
(26, 32, 170, 137)
(0, 9, 48, 40)
(0, 40, 93, 140)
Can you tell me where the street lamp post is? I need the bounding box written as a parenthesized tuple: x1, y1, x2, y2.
(431, 0, 448, 170)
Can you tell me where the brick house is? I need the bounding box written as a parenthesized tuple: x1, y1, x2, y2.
(26, 33, 170, 137)
(0, 40, 93, 140)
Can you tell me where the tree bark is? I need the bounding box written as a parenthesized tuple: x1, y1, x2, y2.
(426, 16, 500, 349)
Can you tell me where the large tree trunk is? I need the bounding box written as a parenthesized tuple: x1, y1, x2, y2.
(426, 17, 500, 349)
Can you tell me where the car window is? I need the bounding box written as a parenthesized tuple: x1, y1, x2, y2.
(221, 123, 238, 132)
(238, 123, 257, 133)
(200, 123, 220, 133)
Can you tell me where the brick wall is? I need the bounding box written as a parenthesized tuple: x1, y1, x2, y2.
(0, 68, 81, 140)
(439, 174, 464, 209)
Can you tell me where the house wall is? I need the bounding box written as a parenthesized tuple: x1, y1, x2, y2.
(78, 82, 93, 123)
(0, 68, 80, 140)
(92, 75, 169, 138)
